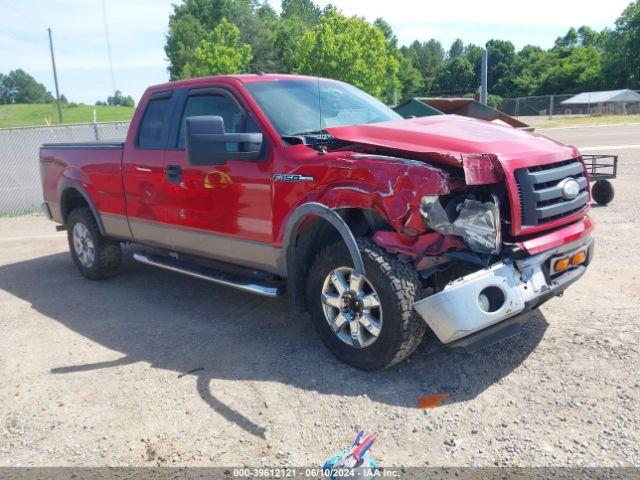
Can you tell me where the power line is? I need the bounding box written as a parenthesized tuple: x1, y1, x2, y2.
(0, 0, 41, 25)
(101, 0, 117, 93)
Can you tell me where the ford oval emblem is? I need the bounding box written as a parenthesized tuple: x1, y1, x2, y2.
(559, 178, 580, 199)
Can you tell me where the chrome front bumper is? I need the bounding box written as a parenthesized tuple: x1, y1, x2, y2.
(413, 236, 594, 345)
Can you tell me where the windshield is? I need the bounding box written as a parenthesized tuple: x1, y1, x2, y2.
(244, 79, 402, 137)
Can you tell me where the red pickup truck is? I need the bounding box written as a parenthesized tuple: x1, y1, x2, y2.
(40, 74, 594, 370)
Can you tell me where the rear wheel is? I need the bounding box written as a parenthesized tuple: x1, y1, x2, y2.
(306, 238, 427, 370)
(67, 207, 121, 280)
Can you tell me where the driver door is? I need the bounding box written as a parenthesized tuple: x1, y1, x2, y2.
(163, 88, 274, 266)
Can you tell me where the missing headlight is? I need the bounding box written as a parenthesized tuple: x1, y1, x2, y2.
(420, 194, 501, 255)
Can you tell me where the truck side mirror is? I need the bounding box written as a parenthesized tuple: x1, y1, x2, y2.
(185, 115, 263, 165)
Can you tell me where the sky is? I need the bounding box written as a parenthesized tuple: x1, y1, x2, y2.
(0, 0, 633, 104)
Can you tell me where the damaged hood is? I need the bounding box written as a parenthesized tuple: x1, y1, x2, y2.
(326, 115, 578, 167)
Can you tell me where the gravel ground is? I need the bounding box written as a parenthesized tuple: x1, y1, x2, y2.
(0, 149, 638, 469)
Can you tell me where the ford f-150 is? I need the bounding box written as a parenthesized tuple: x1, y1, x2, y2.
(40, 74, 594, 370)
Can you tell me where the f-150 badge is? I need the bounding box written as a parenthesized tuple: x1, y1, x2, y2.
(272, 173, 314, 182)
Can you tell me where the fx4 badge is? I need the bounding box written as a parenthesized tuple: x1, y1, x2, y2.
(272, 173, 315, 183)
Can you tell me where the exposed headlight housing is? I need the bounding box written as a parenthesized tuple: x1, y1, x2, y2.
(420, 194, 501, 255)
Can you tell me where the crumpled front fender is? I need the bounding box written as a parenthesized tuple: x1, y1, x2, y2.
(314, 154, 457, 235)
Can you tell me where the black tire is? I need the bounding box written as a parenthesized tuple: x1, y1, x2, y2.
(305, 238, 427, 370)
(591, 180, 614, 206)
(67, 207, 121, 280)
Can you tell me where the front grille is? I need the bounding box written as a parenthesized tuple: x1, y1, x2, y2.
(514, 158, 588, 227)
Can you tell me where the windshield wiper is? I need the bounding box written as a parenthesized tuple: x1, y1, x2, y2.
(288, 129, 332, 137)
(282, 130, 335, 150)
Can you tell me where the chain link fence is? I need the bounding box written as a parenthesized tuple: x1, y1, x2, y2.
(499, 91, 640, 117)
(0, 122, 129, 216)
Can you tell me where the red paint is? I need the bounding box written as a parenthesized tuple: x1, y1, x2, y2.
(373, 231, 466, 259)
(40, 74, 592, 265)
(462, 154, 503, 185)
(327, 114, 585, 237)
(516, 216, 594, 256)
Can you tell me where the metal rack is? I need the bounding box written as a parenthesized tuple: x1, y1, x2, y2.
(582, 154, 618, 205)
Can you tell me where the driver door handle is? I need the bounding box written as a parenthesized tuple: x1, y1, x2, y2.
(166, 165, 182, 183)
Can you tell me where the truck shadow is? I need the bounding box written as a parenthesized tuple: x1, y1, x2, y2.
(0, 250, 548, 439)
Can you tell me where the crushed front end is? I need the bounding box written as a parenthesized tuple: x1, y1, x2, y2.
(413, 234, 593, 350)
(382, 154, 594, 351)
(327, 116, 594, 351)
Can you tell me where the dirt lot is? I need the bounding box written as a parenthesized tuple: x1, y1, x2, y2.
(1, 149, 639, 469)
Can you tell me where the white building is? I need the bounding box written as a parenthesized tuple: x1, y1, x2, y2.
(561, 89, 640, 115)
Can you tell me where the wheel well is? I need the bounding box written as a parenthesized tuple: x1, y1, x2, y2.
(61, 188, 89, 224)
(286, 208, 390, 313)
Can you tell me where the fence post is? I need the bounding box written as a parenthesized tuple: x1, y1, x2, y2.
(549, 95, 554, 120)
(92, 109, 100, 141)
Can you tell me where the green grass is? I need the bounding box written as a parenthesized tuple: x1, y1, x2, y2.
(0, 103, 135, 128)
(526, 114, 640, 129)
(0, 210, 38, 218)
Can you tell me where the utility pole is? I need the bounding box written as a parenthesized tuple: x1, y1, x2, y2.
(480, 48, 488, 105)
(47, 28, 63, 124)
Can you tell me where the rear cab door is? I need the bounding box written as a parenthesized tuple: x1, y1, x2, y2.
(122, 90, 176, 248)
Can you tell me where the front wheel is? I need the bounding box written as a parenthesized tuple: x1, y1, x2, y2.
(305, 238, 427, 370)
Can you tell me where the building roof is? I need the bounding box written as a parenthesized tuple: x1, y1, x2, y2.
(561, 89, 640, 105)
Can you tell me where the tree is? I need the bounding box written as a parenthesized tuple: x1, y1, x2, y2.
(165, 0, 281, 79)
(448, 39, 464, 59)
(281, 0, 321, 21)
(435, 56, 475, 92)
(486, 39, 517, 96)
(463, 43, 483, 89)
(183, 18, 253, 77)
(406, 39, 444, 92)
(274, 0, 322, 72)
(603, 0, 640, 88)
(577, 26, 602, 47)
(293, 11, 399, 98)
(240, 2, 281, 73)
(373, 17, 397, 49)
(96, 90, 134, 107)
(165, 12, 207, 80)
(539, 46, 604, 94)
(0, 74, 8, 104)
(554, 27, 579, 48)
(511, 45, 548, 96)
(0, 69, 53, 104)
(374, 17, 401, 102)
(397, 49, 424, 99)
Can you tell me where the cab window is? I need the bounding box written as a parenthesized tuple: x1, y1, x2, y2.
(137, 96, 171, 149)
(177, 94, 245, 150)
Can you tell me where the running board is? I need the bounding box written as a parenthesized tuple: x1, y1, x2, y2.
(132, 252, 283, 298)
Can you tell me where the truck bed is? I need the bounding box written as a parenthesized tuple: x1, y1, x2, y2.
(39, 141, 126, 226)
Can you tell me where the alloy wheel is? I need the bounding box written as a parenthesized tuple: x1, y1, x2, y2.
(320, 267, 383, 348)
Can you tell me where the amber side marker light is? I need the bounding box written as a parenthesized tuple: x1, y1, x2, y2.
(554, 257, 571, 272)
(572, 251, 586, 265)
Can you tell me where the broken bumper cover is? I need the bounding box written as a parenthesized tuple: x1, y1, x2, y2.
(413, 236, 594, 348)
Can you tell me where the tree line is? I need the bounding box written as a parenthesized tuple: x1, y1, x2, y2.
(0, 69, 134, 107)
(166, 0, 640, 103)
